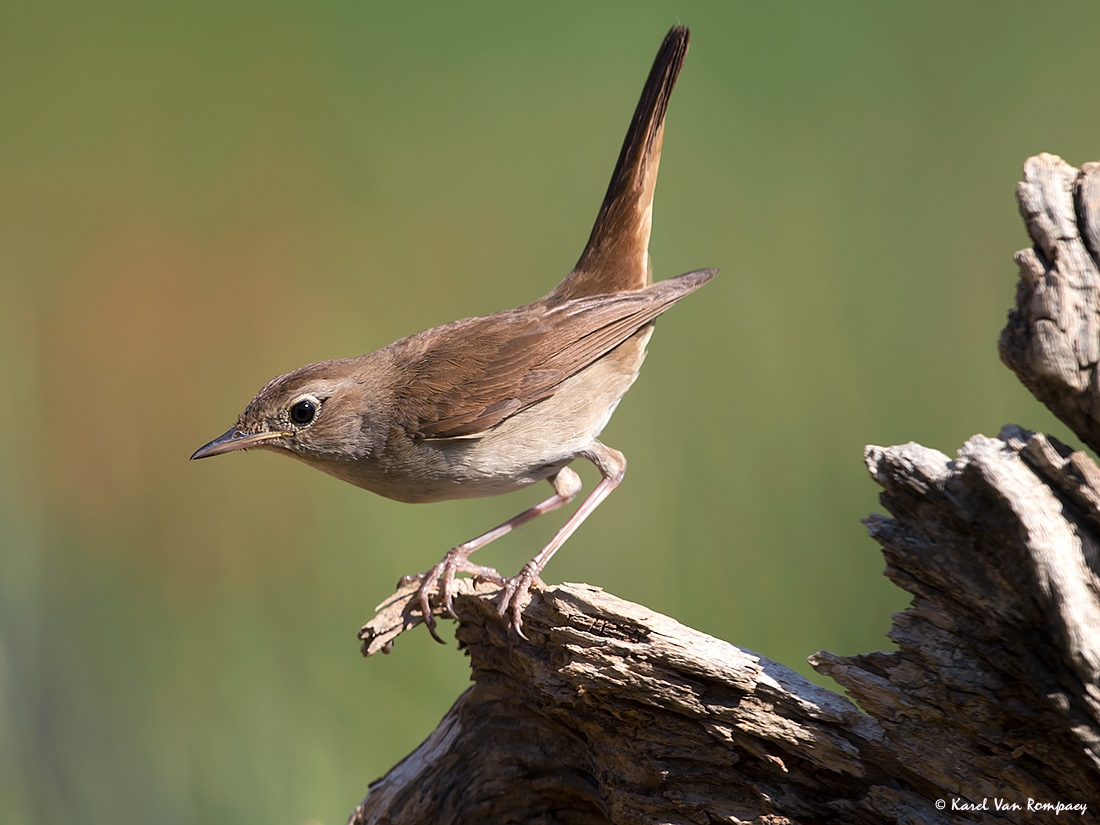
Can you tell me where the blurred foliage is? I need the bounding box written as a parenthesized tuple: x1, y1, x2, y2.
(1, 2, 1097, 823)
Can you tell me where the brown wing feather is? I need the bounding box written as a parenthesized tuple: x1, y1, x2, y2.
(395, 268, 715, 440)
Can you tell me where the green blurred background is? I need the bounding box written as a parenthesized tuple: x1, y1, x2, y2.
(1, 2, 1096, 823)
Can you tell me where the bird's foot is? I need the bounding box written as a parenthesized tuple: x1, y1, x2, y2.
(398, 552, 503, 644)
(497, 562, 547, 641)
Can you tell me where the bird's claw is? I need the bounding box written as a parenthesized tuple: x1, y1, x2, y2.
(498, 563, 546, 640)
(399, 551, 503, 643)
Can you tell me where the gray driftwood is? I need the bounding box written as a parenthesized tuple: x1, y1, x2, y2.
(1000, 154, 1100, 454)
(348, 155, 1100, 824)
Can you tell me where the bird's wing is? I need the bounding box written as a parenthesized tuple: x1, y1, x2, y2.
(394, 268, 714, 440)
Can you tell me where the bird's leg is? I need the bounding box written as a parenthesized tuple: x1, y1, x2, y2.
(400, 466, 582, 643)
(500, 441, 626, 639)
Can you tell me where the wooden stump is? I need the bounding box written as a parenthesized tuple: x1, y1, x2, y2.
(348, 155, 1100, 824)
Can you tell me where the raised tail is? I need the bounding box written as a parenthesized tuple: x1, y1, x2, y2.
(550, 26, 690, 301)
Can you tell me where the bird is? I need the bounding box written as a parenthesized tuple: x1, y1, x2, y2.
(191, 25, 714, 641)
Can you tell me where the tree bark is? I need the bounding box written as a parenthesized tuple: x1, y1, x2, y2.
(348, 155, 1100, 824)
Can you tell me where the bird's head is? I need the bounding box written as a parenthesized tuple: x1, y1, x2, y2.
(191, 359, 377, 463)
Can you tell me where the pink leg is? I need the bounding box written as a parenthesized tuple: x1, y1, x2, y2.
(499, 441, 626, 639)
(400, 466, 583, 643)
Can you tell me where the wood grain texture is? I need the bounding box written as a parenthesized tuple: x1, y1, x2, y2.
(1000, 153, 1100, 451)
(353, 424, 1099, 823)
(346, 155, 1100, 823)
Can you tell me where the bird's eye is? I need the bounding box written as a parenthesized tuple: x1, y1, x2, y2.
(289, 398, 318, 426)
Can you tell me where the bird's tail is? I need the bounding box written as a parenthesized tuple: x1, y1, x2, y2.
(550, 26, 690, 301)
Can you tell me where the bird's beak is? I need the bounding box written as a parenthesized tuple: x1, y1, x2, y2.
(190, 428, 291, 460)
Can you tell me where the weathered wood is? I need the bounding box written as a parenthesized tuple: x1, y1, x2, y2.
(820, 430, 1100, 806)
(356, 580, 917, 824)
(1000, 153, 1100, 453)
(347, 156, 1100, 824)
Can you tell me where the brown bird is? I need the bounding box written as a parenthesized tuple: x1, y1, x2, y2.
(192, 26, 713, 640)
